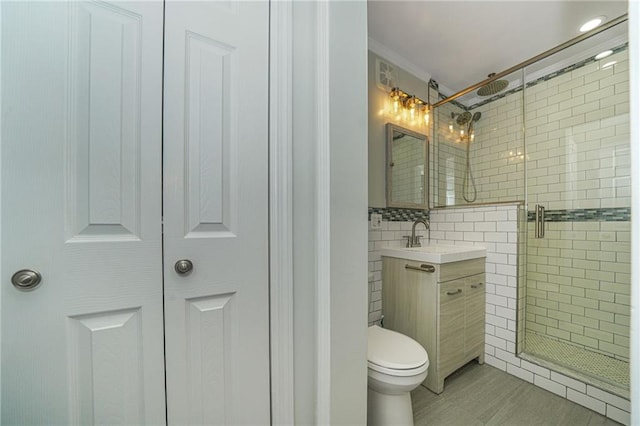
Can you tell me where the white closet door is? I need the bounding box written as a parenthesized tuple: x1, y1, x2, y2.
(162, 1, 270, 424)
(1, 1, 166, 424)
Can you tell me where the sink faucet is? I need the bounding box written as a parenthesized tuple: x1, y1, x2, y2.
(405, 219, 429, 247)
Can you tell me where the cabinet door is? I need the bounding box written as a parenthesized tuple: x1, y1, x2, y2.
(382, 258, 437, 347)
(465, 273, 486, 357)
(438, 279, 465, 375)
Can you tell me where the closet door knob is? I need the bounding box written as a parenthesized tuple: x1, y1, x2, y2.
(174, 259, 193, 275)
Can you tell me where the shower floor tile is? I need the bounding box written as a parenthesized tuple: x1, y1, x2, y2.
(525, 332, 629, 389)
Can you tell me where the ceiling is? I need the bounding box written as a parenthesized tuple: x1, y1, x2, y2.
(368, 0, 629, 99)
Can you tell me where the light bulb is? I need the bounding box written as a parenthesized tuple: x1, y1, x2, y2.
(579, 17, 604, 32)
(406, 96, 417, 121)
(390, 88, 401, 114)
(595, 50, 613, 60)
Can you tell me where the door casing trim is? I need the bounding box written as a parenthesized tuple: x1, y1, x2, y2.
(269, 1, 295, 424)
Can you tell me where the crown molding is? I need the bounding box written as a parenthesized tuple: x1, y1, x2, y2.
(368, 36, 431, 84)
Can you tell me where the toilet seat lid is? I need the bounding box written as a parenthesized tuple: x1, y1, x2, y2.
(368, 325, 428, 370)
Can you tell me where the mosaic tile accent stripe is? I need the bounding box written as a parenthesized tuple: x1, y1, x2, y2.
(526, 207, 630, 222)
(368, 207, 429, 222)
(526, 42, 628, 89)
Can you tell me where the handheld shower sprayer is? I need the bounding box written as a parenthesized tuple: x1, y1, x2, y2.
(462, 111, 481, 203)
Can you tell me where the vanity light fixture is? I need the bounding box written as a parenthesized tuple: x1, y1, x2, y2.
(388, 87, 430, 128)
(579, 16, 605, 32)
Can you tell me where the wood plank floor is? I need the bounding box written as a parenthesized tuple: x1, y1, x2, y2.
(411, 362, 620, 425)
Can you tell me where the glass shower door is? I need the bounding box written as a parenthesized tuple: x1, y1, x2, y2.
(521, 25, 631, 394)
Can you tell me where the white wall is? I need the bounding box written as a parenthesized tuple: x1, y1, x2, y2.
(328, 2, 368, 424)
(291, 3, 318, 423)
(292, 2, 368, 424)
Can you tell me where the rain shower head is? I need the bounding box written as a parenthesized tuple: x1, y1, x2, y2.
(456, 111, 472, 126)
(477, 73, 509, 96)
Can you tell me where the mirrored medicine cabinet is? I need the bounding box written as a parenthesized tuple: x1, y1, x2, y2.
(386, 123, 429, 209)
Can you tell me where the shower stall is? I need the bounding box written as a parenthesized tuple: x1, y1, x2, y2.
(432, 16, 630, 397)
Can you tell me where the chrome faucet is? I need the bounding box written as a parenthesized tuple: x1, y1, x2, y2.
(405, 219, 429, 247)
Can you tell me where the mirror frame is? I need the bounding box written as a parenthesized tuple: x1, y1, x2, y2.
(386, 123, 429, 209)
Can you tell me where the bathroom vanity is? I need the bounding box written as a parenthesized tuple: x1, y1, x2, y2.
(381, 245, 486, 394)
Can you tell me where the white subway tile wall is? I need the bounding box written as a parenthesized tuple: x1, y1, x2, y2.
(526, 220, 631, 361)
(433, 78, 526, 207)
(525, 49, 630, 211)
(434, 49, 629, 210)
(522, 49, 631, 364)
(367, 203, 630, 424)
(434, 102, 467, 206)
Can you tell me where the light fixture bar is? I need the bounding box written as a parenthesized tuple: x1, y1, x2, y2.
(388, 87, 431, 128)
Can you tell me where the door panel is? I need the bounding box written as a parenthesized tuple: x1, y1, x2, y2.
(68, 309, 146, 424)
(1, 2, 165, 424)
(163, 1, 270, 424)
(66, 1, 145, 241)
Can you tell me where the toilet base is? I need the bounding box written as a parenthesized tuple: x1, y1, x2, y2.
(367, 386, 414, 426)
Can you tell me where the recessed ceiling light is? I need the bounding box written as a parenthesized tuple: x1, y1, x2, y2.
(595, 50, 613, 60)
(580, 16, 605, 32)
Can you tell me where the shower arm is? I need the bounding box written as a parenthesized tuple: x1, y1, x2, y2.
(432, 13, 628, 108)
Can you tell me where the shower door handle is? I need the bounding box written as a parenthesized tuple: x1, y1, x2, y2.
(535, 204, 545, 239)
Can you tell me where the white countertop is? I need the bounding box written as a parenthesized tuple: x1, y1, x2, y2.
(381, 244, 486, 264)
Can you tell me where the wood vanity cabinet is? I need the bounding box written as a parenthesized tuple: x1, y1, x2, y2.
(382, 256, 486, 394)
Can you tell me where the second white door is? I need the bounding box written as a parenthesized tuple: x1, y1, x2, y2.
(162, 2, 271, 424)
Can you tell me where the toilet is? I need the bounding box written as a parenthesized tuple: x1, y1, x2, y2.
(367, 325, 429, 426)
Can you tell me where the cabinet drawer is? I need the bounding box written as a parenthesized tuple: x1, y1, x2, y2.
(439, 257, 484, 282)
